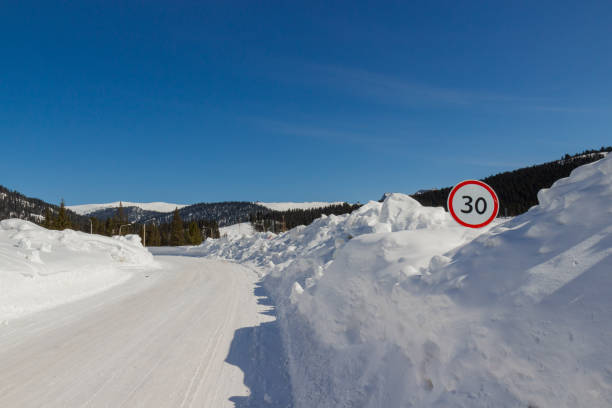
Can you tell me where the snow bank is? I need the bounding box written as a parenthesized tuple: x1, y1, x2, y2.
(278, 157, 612, 407)
(183, 155, 612, 407)
(179, 193, 497, 404)
(180, 193, 488, 278)
(219, 222, 256, 239)
(0, 220, 156, 321)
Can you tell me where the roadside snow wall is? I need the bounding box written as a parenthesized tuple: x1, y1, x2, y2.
(0, 220, 155, 321)
(189, 155, 612, 407)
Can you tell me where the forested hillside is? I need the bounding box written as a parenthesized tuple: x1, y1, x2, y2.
(82, 206, 166, 223)
(0, 186, 89, 229)
(148, 201, 270, 227)
(411, 147, 611, 216)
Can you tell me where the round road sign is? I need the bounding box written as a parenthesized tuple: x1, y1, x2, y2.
(447, 180, 499, 228)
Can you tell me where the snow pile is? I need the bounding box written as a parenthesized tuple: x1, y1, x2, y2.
(279, 156, 612, 407)
(0, 219, 156, 321)
(68, 201, 187, 215)
(179, 193, 497, 404)
(219, 222, 256, 238)
(255, 201, 346, 211)
(184, 155, 612, 407)
(180, 193, 488, 279)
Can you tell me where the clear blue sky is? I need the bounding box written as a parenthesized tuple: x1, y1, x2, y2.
(1, 1, 610, 205)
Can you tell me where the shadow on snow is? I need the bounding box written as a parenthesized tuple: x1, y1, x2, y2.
(225, 282, 293, 408)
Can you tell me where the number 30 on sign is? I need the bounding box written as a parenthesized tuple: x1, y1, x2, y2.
(447, 180, 499, 228)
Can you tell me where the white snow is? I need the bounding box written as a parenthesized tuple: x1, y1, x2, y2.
(255, 201, 346, 211)
(219, 222, 256, 238)
(3, 154, 610, 406)
(67, 201, 187, 215)
(179, 154, 612, 407)
(0, 219, 156, 321)
(0, 257, 276, 407)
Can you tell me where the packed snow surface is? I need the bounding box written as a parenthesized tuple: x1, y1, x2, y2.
(0, 257, 279, 407)
(255, 201, 345, 211)
(0, 220, 155, 321)
(181, 155, 612, 407)
(67, 201, 187, 215)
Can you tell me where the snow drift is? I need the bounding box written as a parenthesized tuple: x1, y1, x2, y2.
(219, 222, 256, 239)
(187, 155, 612, 407)
(0, 220, 155, 322)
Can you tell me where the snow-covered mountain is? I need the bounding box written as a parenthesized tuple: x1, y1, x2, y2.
(68, 201, 189, 224)
(69, 201, 346, 216)
(68, 201, 187, 215)
(149, 201, 268, 227)
(68, 200, 349, 227)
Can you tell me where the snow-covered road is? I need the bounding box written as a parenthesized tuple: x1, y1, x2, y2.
(0, 256, 275, 408)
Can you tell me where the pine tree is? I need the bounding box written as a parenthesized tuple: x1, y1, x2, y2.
(169, 208, 185, 246)
(188, 221, 202, 245)
(148, 223, 161, 246)
(43, 207, 52, 229)
(117, 202, 126, 225)
(105, 218, 113, 236)
(54, 199, 71, 230)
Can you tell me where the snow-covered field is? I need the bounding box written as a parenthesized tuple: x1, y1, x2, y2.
(256, 201, 346, 211)
(180, 155, 612, 407)
(0, 220, 155, 322)
(68, 201, 187, 215)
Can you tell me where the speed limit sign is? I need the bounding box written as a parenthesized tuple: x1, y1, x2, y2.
(447, 180, 499, 228)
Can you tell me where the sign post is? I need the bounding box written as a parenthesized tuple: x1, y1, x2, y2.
(447, 180, 499, 228)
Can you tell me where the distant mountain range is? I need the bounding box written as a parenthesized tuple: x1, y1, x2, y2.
(64, 201, 347, 227)
(68, 201, 188, 215)
(2, 147, 610, 230)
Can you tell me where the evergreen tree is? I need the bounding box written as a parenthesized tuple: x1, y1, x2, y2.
(43, 207, 52, 229)
(169, 208, 185, 246)
(54, 199, 71, 230)
(188, 221, 203, 245)
(91, 217, 101, 235)
(149, 223, 162, 246)
(117, 202, 126, 225)
(105, 218, 114, 236)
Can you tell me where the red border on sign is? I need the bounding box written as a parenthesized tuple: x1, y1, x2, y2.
(447, 180, 499, 228)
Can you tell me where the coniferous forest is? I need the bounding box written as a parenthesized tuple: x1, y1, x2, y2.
(83, 204, 220, 246)
(3, 197, 221, 247)
(410, 148, 612, 216)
